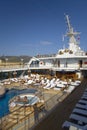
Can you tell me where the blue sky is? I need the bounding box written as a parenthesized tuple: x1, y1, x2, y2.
(0, 0, 87, 56)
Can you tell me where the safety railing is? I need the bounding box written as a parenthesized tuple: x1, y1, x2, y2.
(0, 91, 68, 130)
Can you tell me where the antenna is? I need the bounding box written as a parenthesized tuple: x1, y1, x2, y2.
(66, 15, 71, 32)
(65, 14, 80, 39)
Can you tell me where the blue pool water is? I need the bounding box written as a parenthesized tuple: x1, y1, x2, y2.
(0, 88, 37, 118)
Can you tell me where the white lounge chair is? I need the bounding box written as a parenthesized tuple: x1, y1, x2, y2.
(64, 85, 75, 93)
(54, 86, 62, 91)
(78, 99, 87, 105)
(70, 82, 79, 86)
(75, 103, 87, 110)
(60, 81, 67, 85)
(46, 83, 56, 90)
(75, 80, 81, 85)
(62, 121, 87, 130)
(72, 108, 87, 116)
(62, 120, 87, 130)
(40, 79, 46, 85)
(70, 113, 87, 124)
(25, 79, 33, 85)
(43, 82, 51, 89)
(81, 96, 87, 100)
(56, 83, 65, 88)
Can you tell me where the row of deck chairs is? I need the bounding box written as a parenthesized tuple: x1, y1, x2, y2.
(62, 88, 87, 130)
(43, 78, 80, 91)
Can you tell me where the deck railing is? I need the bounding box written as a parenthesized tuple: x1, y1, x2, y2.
(0, 63, 28, 72)
(29, 64, 87, 70)
(0, 63, 87, 71)
(0, 91, 68, 130)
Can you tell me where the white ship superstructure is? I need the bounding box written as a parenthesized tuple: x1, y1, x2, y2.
(28, 15, 87, 79)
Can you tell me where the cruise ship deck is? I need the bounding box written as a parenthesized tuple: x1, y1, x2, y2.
(33, 78, 87, 130)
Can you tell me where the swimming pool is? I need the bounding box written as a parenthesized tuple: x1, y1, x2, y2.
(9, 94, 40, 108)
(0, 88, 37, 118)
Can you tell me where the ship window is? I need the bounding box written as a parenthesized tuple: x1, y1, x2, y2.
(66, 62, 67, 67)
(79, 60, 82, 67)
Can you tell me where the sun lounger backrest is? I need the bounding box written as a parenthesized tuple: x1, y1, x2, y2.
(73, 108, 87, 116)
(79, 100, 87, 104)
(75, 103, 87, 110)
(70, 114, 87, 124)
(62, 120, 83, 129)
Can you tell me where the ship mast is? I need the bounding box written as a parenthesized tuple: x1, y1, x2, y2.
(65, 15, 80, 52)
(66, 15, 80, 43)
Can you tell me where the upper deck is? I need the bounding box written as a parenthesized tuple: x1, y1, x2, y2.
(0, 63, 28, 72)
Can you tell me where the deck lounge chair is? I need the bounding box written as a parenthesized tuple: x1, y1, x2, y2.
(70, 82, 79, 86)
(43, 83, 51, 89)
(56, 83, 65, 87)
(78, 99, 87, 105)
(72, 108, 87, 116)
(75, 103, 87, 110)
(46, 83, 56, 90)
(62, 120, 87, 130)
(64, 85, 75, 93)
(54, 86, 62, 91)
(70, 113, 87, 124)
(81, 96, 87, 100)
(75, 80, 81, 84)
(83, 94, 87, 98)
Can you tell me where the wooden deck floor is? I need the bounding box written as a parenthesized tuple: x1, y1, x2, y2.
(33, 78, 87, 130)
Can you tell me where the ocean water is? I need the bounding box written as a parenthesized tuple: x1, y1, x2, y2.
(0, 88, 37, 118)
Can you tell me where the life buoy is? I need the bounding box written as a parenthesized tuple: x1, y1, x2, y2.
(39, 61, 44, 65)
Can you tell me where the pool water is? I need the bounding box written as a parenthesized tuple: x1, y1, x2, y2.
(0, 88, 37, 118)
